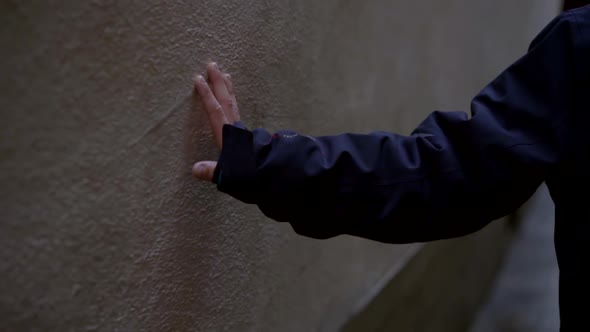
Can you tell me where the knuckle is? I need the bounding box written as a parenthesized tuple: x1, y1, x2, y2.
(225, 99, 234, 109)
(207, 96, 218, 107)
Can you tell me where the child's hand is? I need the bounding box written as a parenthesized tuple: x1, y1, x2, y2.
(192, 62, 240, 181)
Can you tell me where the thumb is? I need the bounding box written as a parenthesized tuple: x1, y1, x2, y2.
(192, 161, 218, 181)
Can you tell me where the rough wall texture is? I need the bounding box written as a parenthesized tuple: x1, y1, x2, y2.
(0, 1, 559, 331)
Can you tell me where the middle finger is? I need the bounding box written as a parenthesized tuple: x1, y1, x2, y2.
(207, 62, 236, 123)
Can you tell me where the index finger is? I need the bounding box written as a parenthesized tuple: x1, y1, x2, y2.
(195, 75, 228, 149)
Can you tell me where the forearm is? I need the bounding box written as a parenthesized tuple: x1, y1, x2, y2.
(213, 110, 553, 243)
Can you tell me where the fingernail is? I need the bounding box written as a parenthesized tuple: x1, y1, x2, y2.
(192, 163, 203, 177)
(196, 75, 205, 83)
(211, 62, 218, 69)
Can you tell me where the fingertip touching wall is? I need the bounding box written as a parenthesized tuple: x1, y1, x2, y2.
(0, 1, 559, 331)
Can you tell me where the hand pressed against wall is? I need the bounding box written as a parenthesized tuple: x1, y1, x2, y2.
(192, 62, 240, 181)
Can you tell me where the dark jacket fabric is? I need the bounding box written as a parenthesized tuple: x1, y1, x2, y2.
(212, 6, 590, 329)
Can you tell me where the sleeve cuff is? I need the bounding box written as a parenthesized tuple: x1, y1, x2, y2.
(213, 124, 259, 204)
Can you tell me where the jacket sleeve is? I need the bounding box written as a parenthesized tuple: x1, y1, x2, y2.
(211, 11, 580, 243)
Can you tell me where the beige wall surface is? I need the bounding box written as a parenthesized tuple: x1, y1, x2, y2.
(0, 1, 558, 331)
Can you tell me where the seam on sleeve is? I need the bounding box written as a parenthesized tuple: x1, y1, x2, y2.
(570, 8, 588, 79)
(570, 9, 583, 38)
(344, 137, 558, 188)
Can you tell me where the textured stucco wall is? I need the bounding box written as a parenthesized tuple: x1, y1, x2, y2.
(0, 1, 558, 331)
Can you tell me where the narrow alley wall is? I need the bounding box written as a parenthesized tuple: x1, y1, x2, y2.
(0, 1, 559, 331)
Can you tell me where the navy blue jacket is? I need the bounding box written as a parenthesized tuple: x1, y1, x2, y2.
(213, 7, 590, 329)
